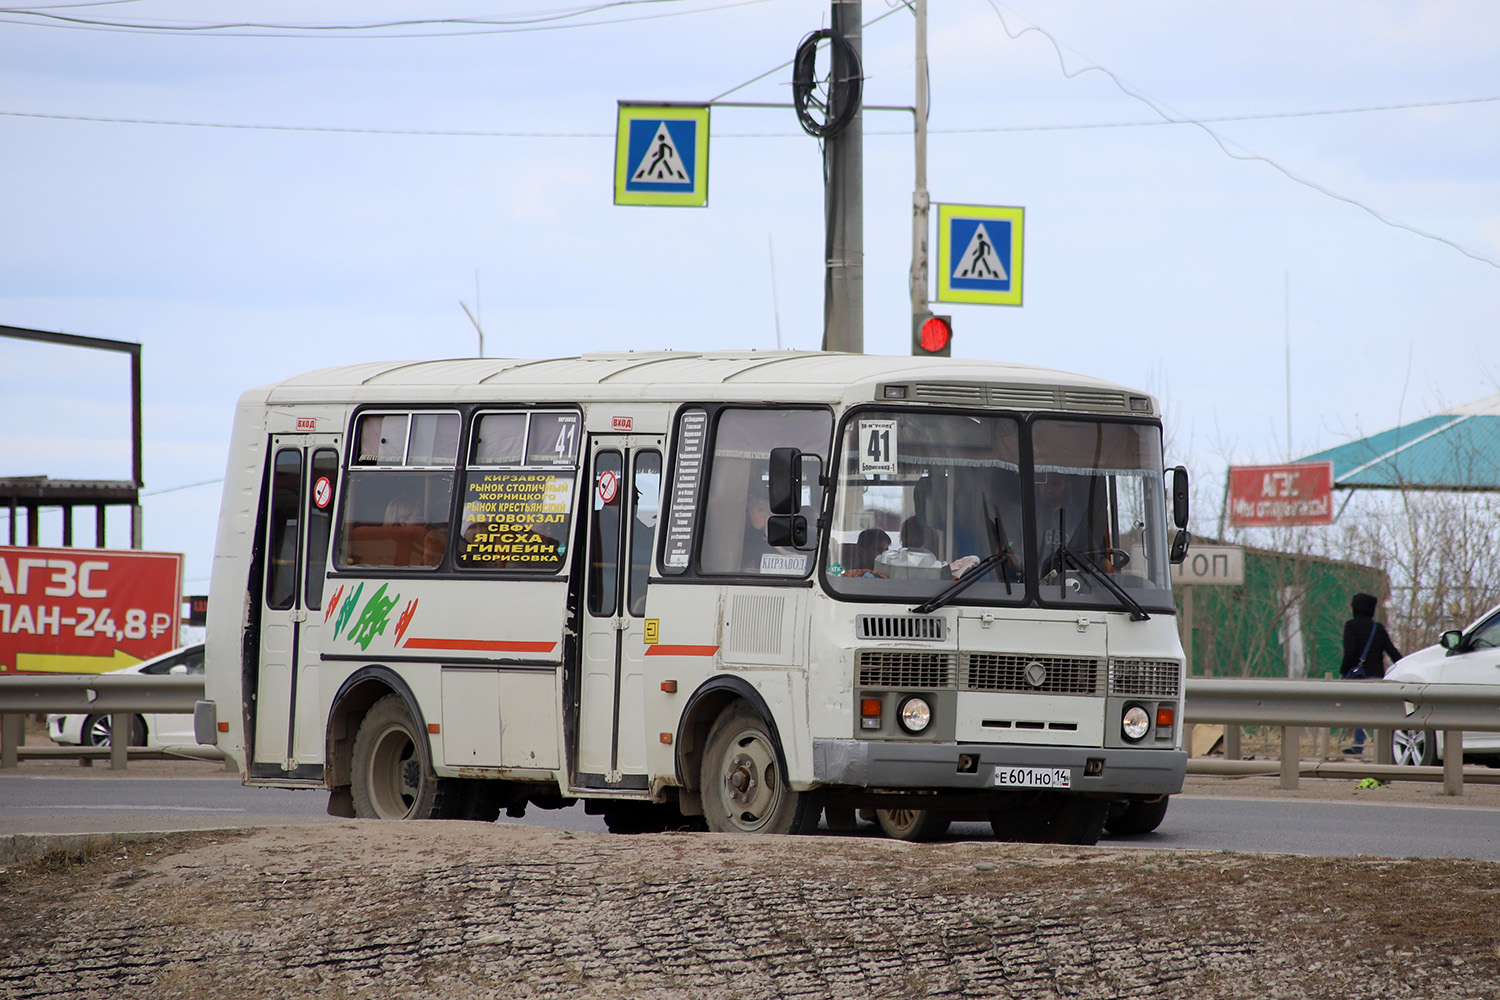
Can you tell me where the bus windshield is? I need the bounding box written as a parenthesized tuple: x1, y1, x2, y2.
(824, 410, 1174, 613)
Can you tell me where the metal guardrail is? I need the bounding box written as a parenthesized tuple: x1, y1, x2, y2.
(0, 674, 210, 770)
(5, 673, 1500, 792)
(1184, 677, 1500, 795)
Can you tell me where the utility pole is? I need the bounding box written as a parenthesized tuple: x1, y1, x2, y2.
(822, 0, 863, 354)
(909, 0, 929, 342)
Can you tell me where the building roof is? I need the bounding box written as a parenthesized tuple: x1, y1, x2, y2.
(1300, 393, 1500, 491)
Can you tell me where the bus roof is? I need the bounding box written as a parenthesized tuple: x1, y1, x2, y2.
(254, 351, 1157, 416)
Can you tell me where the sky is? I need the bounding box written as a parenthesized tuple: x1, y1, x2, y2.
(1, 0, 1497, 593)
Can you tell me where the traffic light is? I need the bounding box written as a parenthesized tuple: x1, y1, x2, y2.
(912, 311, 952, 357)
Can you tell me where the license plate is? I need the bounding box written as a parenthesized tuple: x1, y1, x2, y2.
(993, 766, 1071, 789)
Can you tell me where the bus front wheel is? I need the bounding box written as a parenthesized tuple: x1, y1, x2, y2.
(701, 703, 819, 835)
(990, 791, 1107, 845)
(351, 694, 452, 820)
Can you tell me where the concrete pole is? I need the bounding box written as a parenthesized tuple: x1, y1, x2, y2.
(822, 0, 863, 354)
(909, 0, 930, 336)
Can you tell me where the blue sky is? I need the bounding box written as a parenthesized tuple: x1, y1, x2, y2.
(2, 0, 1497, 590)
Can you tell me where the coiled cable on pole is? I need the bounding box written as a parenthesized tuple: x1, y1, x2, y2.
(792, 28, 862, 138)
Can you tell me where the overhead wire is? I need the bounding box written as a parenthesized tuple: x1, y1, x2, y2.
(0, 0, 772, 38)
(985, 1, 1500, 270)
(4, 96, 1494, 139)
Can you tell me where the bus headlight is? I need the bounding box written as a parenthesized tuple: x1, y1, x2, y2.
(898, 696, 933, 734)
(1122, 704, 1151, 742)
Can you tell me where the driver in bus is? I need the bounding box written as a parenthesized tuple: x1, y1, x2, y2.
(1035, 471, 1108, 578)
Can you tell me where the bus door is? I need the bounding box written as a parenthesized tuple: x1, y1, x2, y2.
(252, 433, 341, 779)
(576, 437, 663, 789)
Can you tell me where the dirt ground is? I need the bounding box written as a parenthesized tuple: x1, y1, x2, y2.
(7, 726, 1500, 999)
(4, 814, 1500, 1000)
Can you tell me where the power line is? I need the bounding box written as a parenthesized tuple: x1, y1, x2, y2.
(986, 1, 1500, 271)
(0, 0, 770, 38)
(6, 95, 1494, 139)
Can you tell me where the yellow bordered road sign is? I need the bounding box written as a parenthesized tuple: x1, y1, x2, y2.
(614, 103, 710, 207)
(936, 203, 1024, 306)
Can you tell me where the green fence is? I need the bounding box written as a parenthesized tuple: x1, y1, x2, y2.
(1176, 545, 1387, 679)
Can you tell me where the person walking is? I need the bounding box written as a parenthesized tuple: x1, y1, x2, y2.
(1340, 592, 1402, 754)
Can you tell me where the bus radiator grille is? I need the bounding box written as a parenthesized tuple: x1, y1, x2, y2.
(1109, 659, 1182, 697)
(856, 650, 957, 690)
(855, 615, 947, 642)
(963, 653, 1102, 695)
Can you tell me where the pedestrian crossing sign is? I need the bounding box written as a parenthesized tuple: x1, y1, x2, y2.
(614, 103, 710, 207)
(936, 203, 1024, 306)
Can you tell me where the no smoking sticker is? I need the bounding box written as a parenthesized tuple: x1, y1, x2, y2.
(313, 476, 334, 509)
(597, 469, 619, 504)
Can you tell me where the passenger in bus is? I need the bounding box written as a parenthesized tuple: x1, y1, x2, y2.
(843, 528, 891, 577)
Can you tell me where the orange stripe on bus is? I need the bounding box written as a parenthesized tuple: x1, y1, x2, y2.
(644, 645, 720, 657)
(402, 637, 558, 654)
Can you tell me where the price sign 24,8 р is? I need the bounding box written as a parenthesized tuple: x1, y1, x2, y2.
(0, 546, 183, 673)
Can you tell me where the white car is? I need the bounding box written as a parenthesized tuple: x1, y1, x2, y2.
(47, 643, 205, 748)
(1385, 605, 1500, 766)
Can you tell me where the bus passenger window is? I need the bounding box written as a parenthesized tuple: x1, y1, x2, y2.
(628, 451, 661, 616)
(304, 448, 338, 609)
(588, 451, 623, 616)
(455, 410, 581, 573)
(699, 408, 832, 577)
(336, 410, 458, 570)
(266, 448, 303, 609)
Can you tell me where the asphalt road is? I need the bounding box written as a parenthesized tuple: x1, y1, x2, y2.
(5, 768, 1500, 859)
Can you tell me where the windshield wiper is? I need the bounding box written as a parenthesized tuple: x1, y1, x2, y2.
(1057, 543, 1150, 622)
(910, 549, 1013, 615)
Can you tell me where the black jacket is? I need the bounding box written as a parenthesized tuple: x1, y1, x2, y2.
(1341, 616, 1402, 678)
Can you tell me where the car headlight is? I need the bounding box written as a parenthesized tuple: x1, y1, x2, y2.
(898, 696, 933, 734)
(1122, 704, 1151, 741)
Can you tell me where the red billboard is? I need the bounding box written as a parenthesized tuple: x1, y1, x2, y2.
(0, 546, 183, 673)
(1226, 462, 1336, 528)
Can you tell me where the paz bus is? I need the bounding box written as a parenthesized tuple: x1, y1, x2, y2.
(197, 351, 1191, 845)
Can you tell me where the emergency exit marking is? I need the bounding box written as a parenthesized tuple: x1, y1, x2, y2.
(644, 619, 659, 644)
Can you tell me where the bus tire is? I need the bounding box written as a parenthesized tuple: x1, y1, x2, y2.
(990, 791, 1108, 846)
(350, 694, 452, 820)
(875, 808, 951, 842)
(701, 703, 819, 835)
(1103, 795, 1170, 836)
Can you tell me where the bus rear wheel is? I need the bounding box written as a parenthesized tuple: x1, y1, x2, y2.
(701, 704, 819, 835)
(875, 808, 951, 842)
(990, 791, 1107, 845)
(351, 694, 451, 820)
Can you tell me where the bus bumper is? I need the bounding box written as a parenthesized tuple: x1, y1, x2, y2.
(812, 739, 1187, 797)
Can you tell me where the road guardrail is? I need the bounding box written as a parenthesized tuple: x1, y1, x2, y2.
(6, 673, 1500, 792)
(0, 674, 210, 770)
(1185, 676, 1500, 795)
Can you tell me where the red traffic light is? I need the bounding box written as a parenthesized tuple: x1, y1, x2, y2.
(917, 315, 952, 355)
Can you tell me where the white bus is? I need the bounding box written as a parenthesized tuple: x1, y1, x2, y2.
(198, 351, 1191, 844)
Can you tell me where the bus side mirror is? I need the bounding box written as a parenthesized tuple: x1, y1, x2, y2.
(767, 514, 809, 548)
(1170, 528, 1192, 565)
(768, 447, 802, 516)
(1169, 465, 1189, 529)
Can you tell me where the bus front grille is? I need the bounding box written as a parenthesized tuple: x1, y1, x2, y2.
(856, 615, 947, 641)
(1109, 658, 1182, 697)
(857, 650, 957, 690)
(963, 653, 1102, 695)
